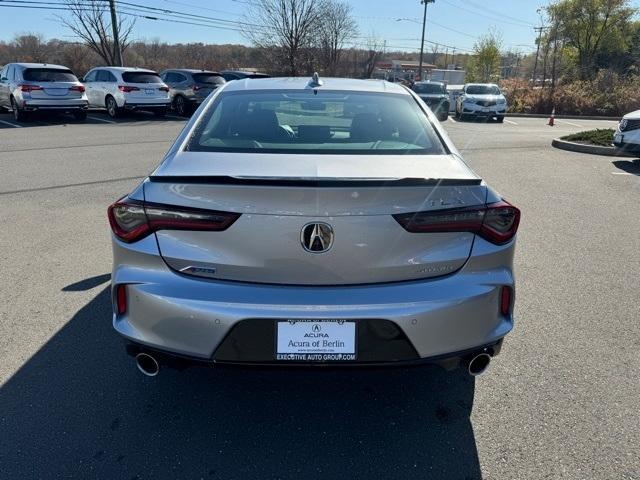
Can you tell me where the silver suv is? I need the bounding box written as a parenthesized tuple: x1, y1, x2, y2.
(0, 63, 88, 121)
(83, 67, 170, 118)
(159, 69, 226, 116)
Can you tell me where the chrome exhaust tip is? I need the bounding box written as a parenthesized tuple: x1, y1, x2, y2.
(135, 352, 159, 377)
(467, 352, 491, 376)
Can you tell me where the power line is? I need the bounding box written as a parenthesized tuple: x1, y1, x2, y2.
(461, 0, 535, 27)
(439, 0, 534, 28)
(0, 0, 476, 54)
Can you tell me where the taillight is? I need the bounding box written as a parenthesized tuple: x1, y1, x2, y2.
(393, 200, 520, 245)
(107, 197, 241, 243)
(20, 84, 43, 92)
(116, 284, 127, 315)
(118, 85, 139, 93)
(500, 286, 512, 316)
(159, 86, 169, 92)
(70, 85, 85, 93)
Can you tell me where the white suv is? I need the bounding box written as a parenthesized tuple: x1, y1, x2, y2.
(455, 83, 507, 122)
(613, 110, 640, 153)
(83, 67, 170, 118)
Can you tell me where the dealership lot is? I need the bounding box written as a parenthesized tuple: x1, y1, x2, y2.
(0, 112, 638, 479)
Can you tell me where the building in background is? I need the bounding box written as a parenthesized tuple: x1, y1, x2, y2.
(373, 60, 464, 84)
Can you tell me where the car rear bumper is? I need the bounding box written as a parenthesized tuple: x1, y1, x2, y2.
(22, 100, 88, 111)
(111, 234, 515, 365)
(124, 101, 170, 110)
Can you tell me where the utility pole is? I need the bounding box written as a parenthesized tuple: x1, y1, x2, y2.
(108, 0, 123, 66)
(532, 26, 543, 85)
(418, 0, 435, 81)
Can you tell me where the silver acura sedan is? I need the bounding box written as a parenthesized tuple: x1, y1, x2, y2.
(108, 76, 520, 376)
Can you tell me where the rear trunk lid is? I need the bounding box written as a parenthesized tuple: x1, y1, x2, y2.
(27, 81, 82, 100)
(21, 68, 83, 101)
(125, 83, 169, 101)
(144, 152, 485, 285)
(121, 71, 169, 102)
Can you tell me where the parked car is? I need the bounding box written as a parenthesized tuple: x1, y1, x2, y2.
(446, 84, 464, 113)
(455, 83, 507, 122)
(412, 80, 450, 121)
(219, 70, 270, 81)
(107, 75, 520, 377)
(613, 111, 640, 153)
(0, 62, 88, 121)
(83, 67, 170, 118)
(159, 69, 226, 116)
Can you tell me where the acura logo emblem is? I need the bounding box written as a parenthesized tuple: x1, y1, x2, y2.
(301, 222, 334, 253)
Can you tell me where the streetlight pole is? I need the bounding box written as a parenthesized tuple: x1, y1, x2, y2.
(108, 0, 123, 66)
(418, 0, 435, 81)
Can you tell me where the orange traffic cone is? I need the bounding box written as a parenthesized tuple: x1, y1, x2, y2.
(548, 108, 555, 126)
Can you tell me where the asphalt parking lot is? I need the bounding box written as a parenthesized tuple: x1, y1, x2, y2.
(0, 110, 638, 479)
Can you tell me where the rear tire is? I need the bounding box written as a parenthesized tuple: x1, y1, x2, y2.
(105, 95, 121, 118)
(73, 110, 87, 121)
(438, 112, 449, 122)
(153, 107, 167, 118)
(496, 116, 505, 123)
(11, 97, 29, 122)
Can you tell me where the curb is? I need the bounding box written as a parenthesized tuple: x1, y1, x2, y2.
(551, 138, 635, 157)
(508, 113, 619, 121)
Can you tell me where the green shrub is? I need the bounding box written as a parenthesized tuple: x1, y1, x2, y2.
(561, 129, 614, 146)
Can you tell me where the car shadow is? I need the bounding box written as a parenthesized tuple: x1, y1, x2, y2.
(0, 286, 482, 479)
(0, 111, 89, 127)
(61, 273, 111, 291)
(612, 159, 640, 175)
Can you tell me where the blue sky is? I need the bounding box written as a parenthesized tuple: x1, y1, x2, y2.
(0, 0, 549, 54)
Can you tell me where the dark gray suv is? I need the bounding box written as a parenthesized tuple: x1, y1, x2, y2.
(159, 69, 226, 116)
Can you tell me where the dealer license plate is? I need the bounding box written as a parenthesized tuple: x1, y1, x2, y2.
(482, 107, 490, 112)
(614, 133, 623, 144)
(276, 319, 356, 361)
(145, 89, 155, 95)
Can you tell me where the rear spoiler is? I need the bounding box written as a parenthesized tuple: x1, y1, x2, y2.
(148, 176, 482, 187)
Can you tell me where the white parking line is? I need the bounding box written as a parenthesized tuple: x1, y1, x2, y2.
(87, 115, 117, 124)
(448, 117, 457, 123)
(0, 119, 23, 128)
(611, 172, 634, 175)
(556, 119, 583, 128)
(504, 119, 518, 125)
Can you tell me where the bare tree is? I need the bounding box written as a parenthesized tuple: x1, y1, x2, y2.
(243, 0, 325, 75)
(58, 0, 135, 65)
(317, 1, 358, 75)
(13, 34, 47, 62)
(362, 35, 384, 78)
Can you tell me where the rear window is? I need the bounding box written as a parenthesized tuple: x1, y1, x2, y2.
(192, 73, 225, 85)
(413, 83, 446, 94)
(23, 68, 77, 82)
(122, 72, 162, 83)
(186, 90, 445, 155)
(465, 85, 501, 95)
